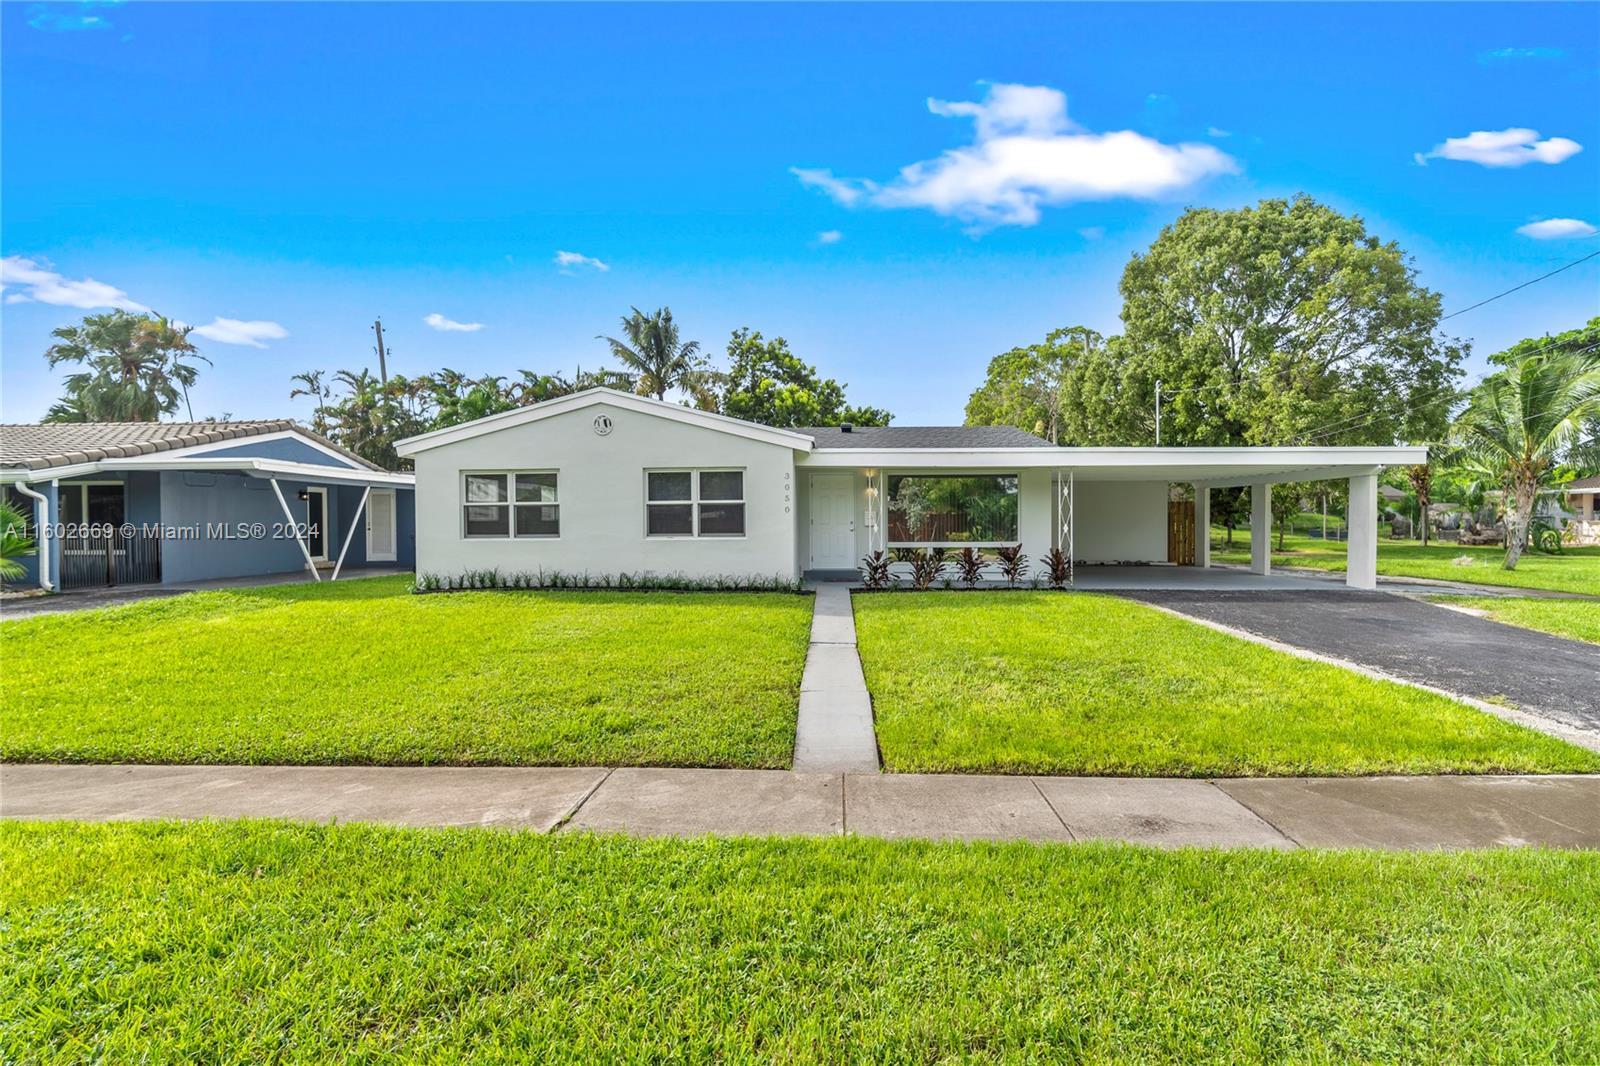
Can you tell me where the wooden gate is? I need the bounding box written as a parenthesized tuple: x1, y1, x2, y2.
(1167, 500, 1196, 565)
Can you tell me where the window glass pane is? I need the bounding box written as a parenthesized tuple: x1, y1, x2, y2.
(886, 475, 1019, 543)
(515, 473, 557, 503)
(465, 474, 507, 503)
(698, 503, 745, 536)
(647, 503, 694, 535)
(87, 484, 126, 526)
(647, 471, 692, 502)
(60, 487, 85, 525)
(515, 504, 560, 537)
(699, 470, 743, 501)
(464, 505, 509, 537)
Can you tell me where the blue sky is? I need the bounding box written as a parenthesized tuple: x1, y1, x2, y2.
(3, 2, 1597, 426)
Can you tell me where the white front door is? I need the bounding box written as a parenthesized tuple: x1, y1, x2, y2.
(366, 489, 397, 562)
(809, 474, 856, 569)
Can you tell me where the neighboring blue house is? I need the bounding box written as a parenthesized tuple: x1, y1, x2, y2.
(1, 421, 414, 591)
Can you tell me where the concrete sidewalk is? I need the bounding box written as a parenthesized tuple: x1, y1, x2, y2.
(792, 583, 880, 773)
(5, 764, 1596, 850)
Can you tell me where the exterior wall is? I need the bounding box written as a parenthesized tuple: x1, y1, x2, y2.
(191, 436, 359, 468)
(157, 471, 415, 583)
(412, 401, 799, 581)
(1068, 480, 1169, 564)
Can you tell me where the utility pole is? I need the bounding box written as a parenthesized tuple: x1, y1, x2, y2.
(372, 319, 389, 387)
(1155, 379, 1162, 446)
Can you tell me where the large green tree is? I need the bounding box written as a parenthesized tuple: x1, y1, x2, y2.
(720, 328, 890, 428)
(1119, 195, 1464, 447)
(968, 196, 1466, 449)
(965, 327, 1143, 444)
(43, 310, 209, 422)
(1450, 341, 1600, 569)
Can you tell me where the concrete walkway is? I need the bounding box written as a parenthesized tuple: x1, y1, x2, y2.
(791, 584, 880, 773)
(5, 764, 1597, 850)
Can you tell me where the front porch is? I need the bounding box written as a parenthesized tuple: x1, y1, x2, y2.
(796, 454, 1389, 590)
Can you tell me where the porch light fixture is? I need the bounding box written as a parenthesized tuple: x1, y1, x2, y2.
(296, 488, 310, 501)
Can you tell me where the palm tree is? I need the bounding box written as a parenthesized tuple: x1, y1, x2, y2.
(1452, 347, 1600, 569)
(290, 370, 333, 435)
(44, 310, 208, 421)
(598, 307, 702, 401)
(0, 500, 38, 583)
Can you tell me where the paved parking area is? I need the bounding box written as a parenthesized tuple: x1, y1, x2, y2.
(1116, 589, 1600, 734)
(7, 764, 1598, 850)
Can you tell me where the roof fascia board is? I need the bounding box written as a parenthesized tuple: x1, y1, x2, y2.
(800, 446, 1426, 470)
(395, 388, 815, 456)
(3, 457, 413, 487)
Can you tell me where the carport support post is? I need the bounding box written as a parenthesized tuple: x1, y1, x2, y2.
(1193, 485, 1210, 568)
(1249, 481, 1271, 576)
(268, 477, 322, 582)
(1346, 473, 1378, 590)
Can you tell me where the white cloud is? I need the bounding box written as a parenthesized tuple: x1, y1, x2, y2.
(792, 83, 1237, 231)
(816, 229, 843, 245)
(1078, 226, 1106, 241)
(1415, 128, 1582, 168)
(1478, 46, 1565, 64)
(0, 255, 149, 311)
(1206, 126, 1232, 138)
(189, 317, 288, 348)
(554, 250, 609, 274)
(1516, 217, 1598, 239)
(424, 312, 485, 332)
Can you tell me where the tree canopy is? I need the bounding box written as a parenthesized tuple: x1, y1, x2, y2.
(720, 328, 890, 428)
(967, 195, 1467, 448)
(43, 311, 210, 422)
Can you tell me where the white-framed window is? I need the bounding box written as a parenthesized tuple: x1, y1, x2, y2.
(462, 471, 559, 538)
(645, 469, 744, 537)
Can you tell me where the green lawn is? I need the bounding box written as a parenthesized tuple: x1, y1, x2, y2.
(1212, 528, 1600, 596)
(1435, 595, 1600, 645)
(4, 821, 1598, 1063)
(0, 577, 811, 768)
(854, 593, 1598, 776)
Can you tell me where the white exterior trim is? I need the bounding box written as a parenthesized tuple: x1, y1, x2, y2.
(1, 456, 413, 488)
(396, 388, 816, 456)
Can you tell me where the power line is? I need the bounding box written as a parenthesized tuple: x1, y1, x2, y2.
(1440, 250, 1600, 321)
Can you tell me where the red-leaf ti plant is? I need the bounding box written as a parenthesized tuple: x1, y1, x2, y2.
(859, 550, 892, 590)
(995, 544, 1027, 587)
(909, 547, 949, 591)
(954, 546, 985, 588)
(1044, 547, 1070, 588)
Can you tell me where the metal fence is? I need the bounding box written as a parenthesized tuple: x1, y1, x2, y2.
(59, 528, 163, 589)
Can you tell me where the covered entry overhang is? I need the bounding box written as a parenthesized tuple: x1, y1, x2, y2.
(3, 456, 413, 590)
(797, 445, 1426, 590)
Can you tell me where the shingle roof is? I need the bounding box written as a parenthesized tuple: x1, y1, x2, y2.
(1566, 474, 1600, 491)
(795, 425, 1055, 450)
(0, 421, 382, 472)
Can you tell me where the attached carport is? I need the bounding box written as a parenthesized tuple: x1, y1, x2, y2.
(1047, 446, 1426, 590)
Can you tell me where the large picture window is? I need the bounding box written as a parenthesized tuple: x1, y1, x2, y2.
(462, 472, 559, 538)
(887, 474, 1018, 545)
(647, 469, 744, 537)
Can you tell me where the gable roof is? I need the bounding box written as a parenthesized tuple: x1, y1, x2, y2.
(1566, 474, 1600, 492)
(797, 425, 1053, 450)
(0, 420, 382, 472)
(395, 387, 817, 456)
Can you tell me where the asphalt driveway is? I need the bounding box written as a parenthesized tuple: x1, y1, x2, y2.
(1115, 590, 1600, 734)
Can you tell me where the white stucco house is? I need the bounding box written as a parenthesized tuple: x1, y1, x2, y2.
(397, 388, 1425, 590)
